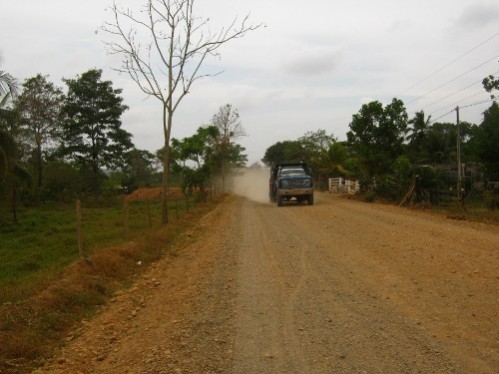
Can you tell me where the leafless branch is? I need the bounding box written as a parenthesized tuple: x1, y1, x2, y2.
(101, 0, 262, 223)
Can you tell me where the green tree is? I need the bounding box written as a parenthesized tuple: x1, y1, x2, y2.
(407, 111, 431, 163)
(422, 122, 458, 164)
(298, 129, 336, 187)
(172, 126, 218, 169)
(60, 69, 132, 195)
(473, 102, 499, 181)
(105, 148, 158, 195)
(209, 142, 247, 183)
(15, 74, 64, 188)
(323, 142, 350, 177)
(102, 0, 261, 224)
(42, 160, 80, 201)
(307, 141, 351, 191)
(0, 55, 31, 220)
(483, 75, 499, 99)
(171, 126, 219, 195)
(347, 98, 408, 182)
(124, 148, 157, 191)
(262, 140, 306, 166)
(0, 129, 16, 180)
(172, 123, 248, 195)
(0, 129, 31, 222)
(299, 129, 336, 157)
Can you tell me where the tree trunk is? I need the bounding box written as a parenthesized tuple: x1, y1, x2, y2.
(12, 185, 18, 224)
(161, 143, 170, 224)
(161, 107, 172, 225)
(92, 162, 100, 201)
(36, 141, 42, 189)
(221, 154, 225, 194)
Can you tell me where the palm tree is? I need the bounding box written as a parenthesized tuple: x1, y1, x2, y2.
(0, 129, 31, 223)
(0, 83, 17, 120)
(0, 129, 16, 179)
(408, 111, 431, 162)
(0, 53, 18, 131)
(0, 57, 30, 222)
(324, 142, 350, 176)
(314, 142, 350, 189)
(0, 72, 17, 100)
(0, 54, 18, 179)
(0, 53, 18, 102)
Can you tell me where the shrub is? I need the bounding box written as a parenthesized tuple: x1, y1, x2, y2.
(363, 190, 377, 202)
(483, 189, 499, 210)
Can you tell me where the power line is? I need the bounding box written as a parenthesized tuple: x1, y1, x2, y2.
(397, 32, 499, 97)
(423, 71, 498, 114)
(429, 98, 496, 123)
(456, 90, 491, 106)
(407, 53, 499, 105)
(429, 90, 488, 117)
(429, 109, 456, 124)
(460, 98, 496, 109)
(420, 75, 489, 111)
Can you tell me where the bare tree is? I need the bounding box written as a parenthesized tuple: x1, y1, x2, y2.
(102, 0, 261, 224)
(211, 104, 246, 192)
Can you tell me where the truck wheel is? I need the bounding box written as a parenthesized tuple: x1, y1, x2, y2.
(308, 194, 314, 205)
(277, 195, 283, 206)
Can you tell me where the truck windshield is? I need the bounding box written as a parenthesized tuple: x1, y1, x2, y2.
(280, 168, 305, 175)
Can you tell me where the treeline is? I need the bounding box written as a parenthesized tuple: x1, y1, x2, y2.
(2, 62, 498, 213)
(263, 95, 499, 207)
(0, 67, 246, 221)
(0, 70, 155, 207)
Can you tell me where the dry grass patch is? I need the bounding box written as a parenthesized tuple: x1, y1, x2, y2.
(0, 195, 225, 374)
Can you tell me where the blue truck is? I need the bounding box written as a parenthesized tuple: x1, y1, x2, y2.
(269, 162, 314, 206)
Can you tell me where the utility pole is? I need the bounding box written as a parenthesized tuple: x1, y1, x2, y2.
(456, 106, 463, 204)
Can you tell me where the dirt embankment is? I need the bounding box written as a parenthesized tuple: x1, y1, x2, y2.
(33, 193, 498, 374)
(124, 187, 188, 202)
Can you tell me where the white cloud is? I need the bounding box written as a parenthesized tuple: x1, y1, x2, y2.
(457, 2, 499, 29)
(283, 46, 343, 77)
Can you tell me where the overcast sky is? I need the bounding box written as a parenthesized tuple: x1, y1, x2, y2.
(2, 0, 498, 164)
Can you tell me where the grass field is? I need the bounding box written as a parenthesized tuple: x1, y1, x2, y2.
(0, 193, 220, 372)
(0, 196, 194, 303)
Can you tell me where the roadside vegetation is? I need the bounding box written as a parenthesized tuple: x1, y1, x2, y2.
(0, 1, 498, 369)
(1, 35, 249, 370)
(0, 193, 224, 372)
(262, 82, 499, 219)
(0, 195, 203, 304)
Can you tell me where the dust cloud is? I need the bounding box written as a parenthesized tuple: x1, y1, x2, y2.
(230, 167, 271, 204)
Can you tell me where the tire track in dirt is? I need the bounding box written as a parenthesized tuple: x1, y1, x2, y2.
(32, 194, 498, 374)
(278, 194, 498, 373)
(232, 198, 310, 373)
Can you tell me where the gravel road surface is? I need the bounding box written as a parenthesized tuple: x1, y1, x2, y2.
(33, 194, 498, 374)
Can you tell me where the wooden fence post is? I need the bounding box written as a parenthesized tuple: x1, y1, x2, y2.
(76, 199, 83, 258)
(123, 199, 129, 240)
(147, 203, 152, 228)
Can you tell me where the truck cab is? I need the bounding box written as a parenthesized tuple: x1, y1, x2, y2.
(269, 162, 314, 206)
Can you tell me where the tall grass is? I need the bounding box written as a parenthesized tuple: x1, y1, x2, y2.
(0, 197, 193, 303)
(0, 193, 222, 373)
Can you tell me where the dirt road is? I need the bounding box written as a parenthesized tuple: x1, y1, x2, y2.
(33, 194, 498, 374)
